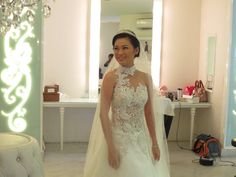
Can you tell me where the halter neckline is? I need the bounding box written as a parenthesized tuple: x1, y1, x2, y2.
(117, 65, 136, 76)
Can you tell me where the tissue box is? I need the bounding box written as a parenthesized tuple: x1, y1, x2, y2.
(43, 85, 60, 102)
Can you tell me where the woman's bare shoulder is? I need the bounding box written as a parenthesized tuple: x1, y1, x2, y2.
(136, 70, 152, 82)
(102, 69, 117, 84)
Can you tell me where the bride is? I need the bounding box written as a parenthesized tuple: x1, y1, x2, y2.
(83, 30, 170, 177)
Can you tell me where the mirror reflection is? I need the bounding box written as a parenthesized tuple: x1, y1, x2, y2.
(206, 35, 216, 91)
(99, 0, 153, 79)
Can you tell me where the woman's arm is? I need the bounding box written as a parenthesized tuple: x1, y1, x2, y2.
(100, 71, 120, 168)
(144, 73, 160, 160)
(100, 71, 116, 149)
(144, 74, 158, 145)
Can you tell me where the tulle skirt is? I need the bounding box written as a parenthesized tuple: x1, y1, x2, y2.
(83, 135, 169, 177)
(83, 99, 170, 177)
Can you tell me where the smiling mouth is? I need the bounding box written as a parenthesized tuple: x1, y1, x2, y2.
(117, 56, 125, 61)
(118, 59, 125, 63)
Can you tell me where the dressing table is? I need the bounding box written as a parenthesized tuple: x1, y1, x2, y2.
(43, 98, 211, 150)
(43, 98, 97, 150)
(155, 97, 211, 148)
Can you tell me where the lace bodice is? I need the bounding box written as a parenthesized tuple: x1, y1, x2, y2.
(111, 65, 150, 157)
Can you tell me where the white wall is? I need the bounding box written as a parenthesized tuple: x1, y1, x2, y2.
(161, 0, 201, 91)
(161, 0, 201, 141)
(196, 0, 231, 146)
(163, 0, 232, 146)
(43, 0, 90, 98)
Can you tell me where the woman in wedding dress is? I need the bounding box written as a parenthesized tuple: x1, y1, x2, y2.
(83, 30, 170, 177)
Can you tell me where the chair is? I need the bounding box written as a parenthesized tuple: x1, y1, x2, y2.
(232, 138, 236, 147)
(231, 138, 236, 177)
(0, 132, 44, 177)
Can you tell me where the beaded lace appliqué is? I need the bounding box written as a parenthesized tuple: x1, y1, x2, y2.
(111, 65, 150, 158)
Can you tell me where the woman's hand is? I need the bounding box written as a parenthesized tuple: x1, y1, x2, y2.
(152, 144, 160, 161)
(108, 146, 120, 169)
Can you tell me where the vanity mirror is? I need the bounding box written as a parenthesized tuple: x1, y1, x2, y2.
(99, 0, 153, 76)
(97, 0, 162, 88)
(206, 35, 217, 91)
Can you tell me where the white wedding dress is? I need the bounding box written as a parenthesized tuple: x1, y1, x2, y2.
(83, 42, 170, 176)
(83, 65, 170, 177)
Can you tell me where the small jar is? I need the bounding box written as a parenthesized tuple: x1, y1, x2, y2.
(177, 88, 183, 101)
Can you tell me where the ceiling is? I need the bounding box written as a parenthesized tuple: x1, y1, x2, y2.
(101, 0, 153, 17)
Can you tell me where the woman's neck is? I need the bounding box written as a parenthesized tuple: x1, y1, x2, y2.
(120, 63, 134, 68)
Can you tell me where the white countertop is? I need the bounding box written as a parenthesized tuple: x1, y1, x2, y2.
(43, 97, 211, 110)
(43, 98, 98, 108)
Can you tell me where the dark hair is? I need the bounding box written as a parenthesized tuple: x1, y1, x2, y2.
(108, 53, 114, 58)
(112, 31, 140, 57)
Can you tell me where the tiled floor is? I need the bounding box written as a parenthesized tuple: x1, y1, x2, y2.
(44, 142, 236, 177)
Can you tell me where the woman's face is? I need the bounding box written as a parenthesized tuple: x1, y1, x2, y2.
(113, 37, 139, 67)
